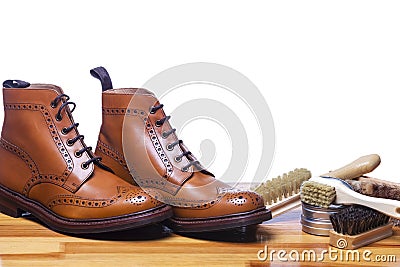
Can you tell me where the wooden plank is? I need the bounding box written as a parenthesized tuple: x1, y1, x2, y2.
(0, 207, 399, 266)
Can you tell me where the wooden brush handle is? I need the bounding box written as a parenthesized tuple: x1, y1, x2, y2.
(321, 154, 381, 179)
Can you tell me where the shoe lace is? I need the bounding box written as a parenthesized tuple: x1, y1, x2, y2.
(150, 104, 200, 172)
(51, 94, 102, 169)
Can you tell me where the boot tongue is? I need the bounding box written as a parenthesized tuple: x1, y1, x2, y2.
(173, 124, 215, 177)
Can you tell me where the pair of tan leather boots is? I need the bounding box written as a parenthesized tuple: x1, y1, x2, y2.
(0, 67, 270, 234)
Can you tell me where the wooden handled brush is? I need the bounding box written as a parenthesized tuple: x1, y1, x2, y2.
(346, 175, 400, 227)
(301, 176, 400, 219)
(321, 154, 381, 179)
(254, 168, 311, 218)
(255, 154, 381, 217)
(329, 205, 393, 249)
(347, 176, 400, 201)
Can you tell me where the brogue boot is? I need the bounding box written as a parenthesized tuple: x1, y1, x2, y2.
(92, 67, 271, 232)
(0, 80, 172, 234)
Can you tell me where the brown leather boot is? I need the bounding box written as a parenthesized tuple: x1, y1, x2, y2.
(92, 67, 271, 232)
(0, 80, 172, 234)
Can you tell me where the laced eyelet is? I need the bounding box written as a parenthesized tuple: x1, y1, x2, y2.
(181, 167, 188, 172)
(175, 156, 182, 162)
(81, 162, 89, 170)
(162, 132, 168, 139)
(49, 94, 103, 169)
(149, 107, 156, 114)
(166, 144, 174, 151)
(155, 120, 162, 127)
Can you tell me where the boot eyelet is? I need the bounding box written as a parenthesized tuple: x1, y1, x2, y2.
(55, 114, 62, 121)
(66, 139, 74, 146)
(155, 121, 162, 127)
(81, 162, 89, 170)
(162, 132, 168, 139)
(61, 128, 68, 135)
(149, 107, 156, 114)
(50, 102, 57, 108)
(74, 151, 82, 158)
(174, 156, 182, 162)
(181, 167, 188, 172)
(166, 144, 174, 151)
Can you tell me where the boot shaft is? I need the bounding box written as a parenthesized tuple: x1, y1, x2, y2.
(98, 88, 159, 162)
(0, 83, 94, 193)
(99, 87, 213, 189)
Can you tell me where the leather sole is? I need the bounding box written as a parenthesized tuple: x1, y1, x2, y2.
(165, 207, 272, 233)
(0, 183, 173, 234)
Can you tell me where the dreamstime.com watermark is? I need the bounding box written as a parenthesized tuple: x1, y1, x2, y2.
(257, 245, 396, 263)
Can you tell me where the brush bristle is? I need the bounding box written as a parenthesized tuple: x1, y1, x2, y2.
(300, 181, 336, 208)
(254, 168, 311, 205)
(330, 205, 390, 235)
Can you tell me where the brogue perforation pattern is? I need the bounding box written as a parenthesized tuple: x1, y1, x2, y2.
(144, 120, 173, 177)
(102, 108, 146, 118)
(96, 140, 128, 171)
(0, 138, 66, 196)
(47, 186, 134, 209)
(48, 194, 120, 209)
(4, 103, 73, 189)
(124, 191, 147, 206)
(164, 194, 224, 209)
(226, 191, 263, 207)
(97, 139, 180, 195)
(101, 108, 174, 179)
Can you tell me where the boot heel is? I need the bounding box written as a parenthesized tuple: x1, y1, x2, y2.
(0, 195, 23, 218)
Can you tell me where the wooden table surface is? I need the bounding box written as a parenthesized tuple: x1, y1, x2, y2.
(0, 207, 399, 267)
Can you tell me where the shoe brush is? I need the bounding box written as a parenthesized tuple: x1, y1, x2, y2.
(254, 168, 312, 217)
(299, 154, 381, 235)
(299, 154, 381, 209)
(347, 176, 400, 202)
(301, 176, 400, 219)
(346, 176, 400, 227)
(255, 154, 381, 218)
(298, 154, 380, 209)
(329, 205, 393, 249)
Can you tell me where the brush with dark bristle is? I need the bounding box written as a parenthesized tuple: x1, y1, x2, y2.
(346, 177, 400, 227)
(300, 176, 400, 219)
(329, 205, 393, 249)
(254, 168, 311, 217)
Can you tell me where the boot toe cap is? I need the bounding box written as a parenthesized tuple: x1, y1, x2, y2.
(172, 189, 265, 219)
(120, 187, 164, 211)
(50, 186, 165, 220)
(223, 190, 264, 212)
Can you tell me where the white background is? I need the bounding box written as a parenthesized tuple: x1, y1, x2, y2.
(0, 1, 399, 183)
